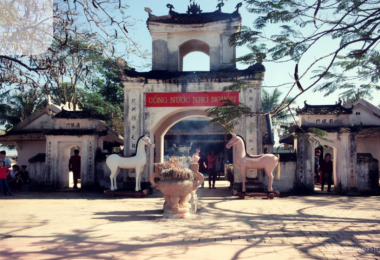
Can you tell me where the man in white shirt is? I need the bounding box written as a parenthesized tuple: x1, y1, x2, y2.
(0, 151, 11, 169)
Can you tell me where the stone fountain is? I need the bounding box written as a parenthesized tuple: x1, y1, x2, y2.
(150, 157, 204, 218)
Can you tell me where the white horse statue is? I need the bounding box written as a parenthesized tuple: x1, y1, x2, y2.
(106, 134, 155, 191)
(226, 133, 280, 193)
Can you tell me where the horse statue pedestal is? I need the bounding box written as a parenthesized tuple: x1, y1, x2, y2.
(150, 162, 204, 219)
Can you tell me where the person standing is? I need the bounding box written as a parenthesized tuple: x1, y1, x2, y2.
(207, 150, 218, 189)
(69, 149, 81, 189)
(320, 153, 333, 192)
(0, 161, 13, 196)
(314, 150, 321, 184)
(16, 165, 29, 191)
(0, 151, 11, 169)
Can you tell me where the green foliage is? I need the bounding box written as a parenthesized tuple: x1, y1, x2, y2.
(0, 88, 46, 130)
(207, 88, 294, 133)
(207, 100, 251, 133)
(229, 0, 380, 100)
(261, 88, 293, 125)
(313, 51, 380, 101)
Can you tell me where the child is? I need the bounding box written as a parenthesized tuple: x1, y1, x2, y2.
(0, 161, 13, 196)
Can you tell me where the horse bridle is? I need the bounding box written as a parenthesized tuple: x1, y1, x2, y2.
(142, 137, 153, 146)
(228, 137, 239, 147)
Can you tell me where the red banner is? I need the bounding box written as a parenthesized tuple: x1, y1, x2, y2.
(145, 92, 239, 107)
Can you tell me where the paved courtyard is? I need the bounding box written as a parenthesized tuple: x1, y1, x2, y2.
(1, 181, 380, 260)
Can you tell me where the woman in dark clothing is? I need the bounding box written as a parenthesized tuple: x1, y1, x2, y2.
(207, 150, 218, 189)
(320, 153, 333, 192)
(198, 155, 207, 189)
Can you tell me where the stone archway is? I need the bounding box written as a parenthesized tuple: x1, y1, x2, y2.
(179, 39, 210, 71)
(150, 108, 211, 172)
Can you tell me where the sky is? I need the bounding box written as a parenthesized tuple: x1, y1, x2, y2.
(119, 0, 380, 108)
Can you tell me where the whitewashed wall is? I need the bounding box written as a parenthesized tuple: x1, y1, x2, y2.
(263, 161, 296, 192)
(16, 141, 46, 166)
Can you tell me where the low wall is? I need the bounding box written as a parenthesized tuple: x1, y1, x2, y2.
(356, 153, 379, 193)
(28, 162, 46, 186)
(263, 153, 297, 193)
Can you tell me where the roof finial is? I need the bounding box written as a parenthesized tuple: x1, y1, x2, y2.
(235, 2, 243, 12)
(144, 7, 153, 15)
(166, 4, 174, 12)
(216, 2, 224, 12)
(187, 1, 202, 15)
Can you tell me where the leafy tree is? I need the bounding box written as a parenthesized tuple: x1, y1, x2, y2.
(0, 1, 148, 94)
(0, 88, 47, 150)
(261, 88, 293, 125)
(210, 0, 380, 133)
(77, 57, 124, 135)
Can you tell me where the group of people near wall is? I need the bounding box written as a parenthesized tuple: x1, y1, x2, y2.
(0, 151, 30, 196)
(314, 149, 333, 192)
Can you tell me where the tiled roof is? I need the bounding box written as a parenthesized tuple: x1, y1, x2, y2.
(0, 131, 45, 141)
(296, 100, 353, 115)
(121, 63, 265, 81)
(294, 126, 354, 133)
(279, 134, 294, 144)
(28, 153, 46, 163)
(43, 129, 108, 136)
(292, 125, 380, 137)
(357, 153, 379, 163)
(356, 126, 380, 138)
(54, 110, 104, 119)
(148, 9, 241, 25)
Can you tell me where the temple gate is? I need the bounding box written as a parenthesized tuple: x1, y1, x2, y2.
(119, 2, 267, 191)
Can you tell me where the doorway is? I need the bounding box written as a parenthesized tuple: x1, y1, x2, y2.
(163, 117, 232, 195)
(314, 145, 337, 193)
(58, 142, 83, 189)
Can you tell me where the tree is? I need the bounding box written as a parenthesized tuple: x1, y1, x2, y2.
(261, 88, 293, 126)
(76, 57, 124, 135)
(0, 88, 46, 130)
(0, 0, 148, 95)
(211, 0, 380, 132)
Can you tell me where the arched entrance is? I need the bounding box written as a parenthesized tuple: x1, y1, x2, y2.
(58, 142, 83, 189)
(179, 39, 210, 71)
(155, 113, 232, 191)
(151, 108, 212, 165)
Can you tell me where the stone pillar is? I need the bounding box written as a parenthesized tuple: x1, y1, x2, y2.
(82, 137, 96, 189)
(334, 133, 356, 194)
(124, 83, 145, 188)
(245, 86, 262, 179)
(295, 134, 314, 194)
(45, 138, 53, 186)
